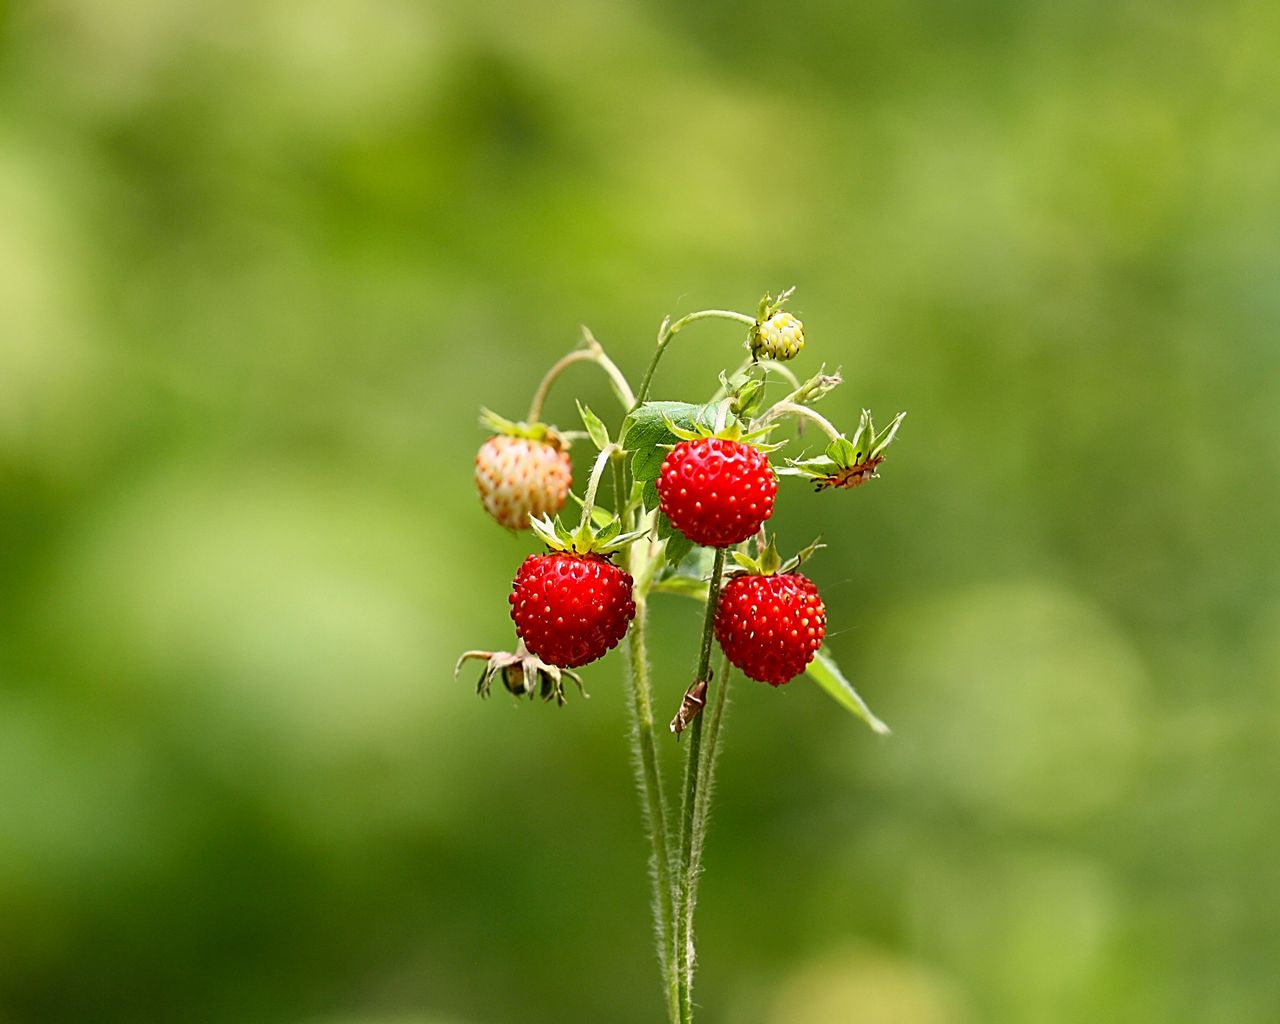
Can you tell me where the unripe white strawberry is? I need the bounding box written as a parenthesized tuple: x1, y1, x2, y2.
(475, 433, 572, 530)
(752, 311, 804, 362)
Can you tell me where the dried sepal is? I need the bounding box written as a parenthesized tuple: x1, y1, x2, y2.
(455, 642, 587, 706)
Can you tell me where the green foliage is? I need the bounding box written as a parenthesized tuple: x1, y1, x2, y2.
(805, 650, 891, 735)
(620, 401, 720, 482)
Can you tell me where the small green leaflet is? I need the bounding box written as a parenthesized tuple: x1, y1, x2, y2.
(655, 513, 693, 566)
(620, 401, 720, 483)
(806, 650, 890, 735)
(576, 401, 611, 451)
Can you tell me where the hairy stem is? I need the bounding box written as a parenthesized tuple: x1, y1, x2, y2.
(753, 400, 843, 441)
(633, 309, 758, 410)
(616, 447, 679, 1022)
(527, 333, 636, 423)
(577, 444, 619, 529)
(689, 651, 732, 920)
(624, 585, 679, 1022)
(675, 545, 727, 1023)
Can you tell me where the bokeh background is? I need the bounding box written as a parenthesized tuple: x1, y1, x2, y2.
(2, 0, 1278, 1021)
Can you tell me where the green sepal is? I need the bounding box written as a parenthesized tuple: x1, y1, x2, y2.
(806, 650, 890, 735)
(657, 412, 782, 452)
(779, 408, 905, 482)
(780, 537, 824, 574)
(755, 285, 796, 322)
(479, 407, 563, 445)
(869, 410, 906, 458)
(530, 512, 647, 556)
(576, 401, 611, 451)
(728, 533, 820, 576)
(620, 401, 720, 483)
(826, 435, 859, 470)
(662, 416, 709, 443)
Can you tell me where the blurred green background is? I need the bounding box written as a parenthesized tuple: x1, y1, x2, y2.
(2, 0, 1278, 1021)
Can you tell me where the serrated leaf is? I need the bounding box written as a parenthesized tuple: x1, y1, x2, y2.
(642, 478, 660, 510)
(576, 401, 611, 451)
(596, 517, 622, 543)
(806, 650, 890, 735)
(620, 401, 719, 482)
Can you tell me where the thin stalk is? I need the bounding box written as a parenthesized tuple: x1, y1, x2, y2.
(527, 335, 636, 422)
(625, 584, 679, 1023)
(577, 444, 618, 529)
(633, 310, 757, 410)
(616, 450, 679, 1022)
(691, 651, 732, 872)
(753, 400, 843, 441)
(675, 546, 728, 1023)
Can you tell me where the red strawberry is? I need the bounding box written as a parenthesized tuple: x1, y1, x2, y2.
(475, 434, 572, 530)
(509, 552, 636, 668)
(714, 572, 826, 685)
(657, 437, 777, 548)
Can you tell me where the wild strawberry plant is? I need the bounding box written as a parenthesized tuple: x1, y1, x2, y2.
(456, 290, 903, 1023)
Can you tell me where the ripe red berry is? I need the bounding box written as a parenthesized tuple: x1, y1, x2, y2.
(475, 435, 572, 531)
(509, 552, 636, 668)
(657, 438, 777, 548)
(714, 572, 826, 685)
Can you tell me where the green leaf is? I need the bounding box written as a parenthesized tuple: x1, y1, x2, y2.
(641, 478, 660, 511)
(806, 650, 890, 735)
(656, 511, 694, 566)
(651, 574, 709, 602)
(576, 401, 611, 451)
(620, 401, 719, 482)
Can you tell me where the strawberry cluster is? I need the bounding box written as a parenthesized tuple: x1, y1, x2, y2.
(462, 290, 903, 701)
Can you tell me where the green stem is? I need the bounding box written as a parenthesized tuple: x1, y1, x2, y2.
(633, 310, 758, 410)
(577, 444, 619, 531)
(753, 400, 843, 441)
(527, 334, 636, 422)
(625, 586, 679, 1024)
(689, 651, 732, 924)
(675, 545, 728, 1023)
(616, 448, 678, 1022)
